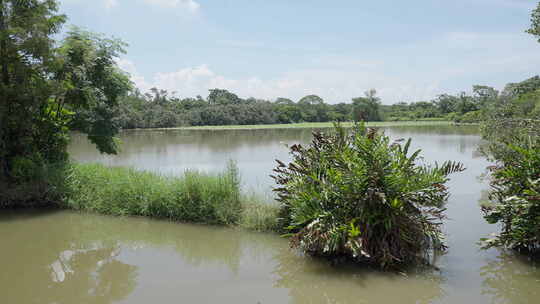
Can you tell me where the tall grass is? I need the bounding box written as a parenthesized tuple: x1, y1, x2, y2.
(3, 159, 282, 231)
(61, 162, 244, 226)
(239, 194, 281, 232)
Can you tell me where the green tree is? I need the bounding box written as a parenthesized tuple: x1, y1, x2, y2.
(434, 94, 458, 114)
(526, 2, 540, 42)
(275, 97, 294, 105)
(207, 89, 242, 105)
(0, 1, 130, 194)
(473, 85, 499, 108)
(352, 89, 381, 122)
(0, 0, 66, 179)
(478, 4, 540, 253)
(298, 94, 325, 122)
(502, 76, 540, 98)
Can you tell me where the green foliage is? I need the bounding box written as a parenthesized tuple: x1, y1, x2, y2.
(208, 89, 242, 105)
(0, 162, 69, 208)
(240, 198, 281, 232)
(480, 18, 540, 251)
(503, 76, 540, 98)
(352, 89, 382, 122)
(0, 0, 67, 179)
(60, 162, 243, 226)
(57, 27, 132, 154)
(272, 123, 465, 268)
(0, 1, 131, 192)
(454, 110, 483, 123)
(481, 139, 540, 252)
(527, 2, 540, 43)
(113, 81, 513, 130)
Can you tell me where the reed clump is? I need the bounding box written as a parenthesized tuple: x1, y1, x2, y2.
(61, 162, 243, 226)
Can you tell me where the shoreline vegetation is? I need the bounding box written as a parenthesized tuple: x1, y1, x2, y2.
(272, 124, 465, 268)
(52, 123, 465, 268)
(124, 120, 461, 131)
(55, 162, 282, 233)
(2, 0, 540, 273)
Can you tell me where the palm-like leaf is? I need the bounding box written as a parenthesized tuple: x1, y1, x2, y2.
(272, 123, 465, 268)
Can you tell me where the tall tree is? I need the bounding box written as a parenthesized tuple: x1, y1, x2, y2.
(207, 89, 242, 105)
(0, 1, 131, 182)
(527, 2, 540, 42)
(352, 89, 381, 122)
(0, 0, 66, 179)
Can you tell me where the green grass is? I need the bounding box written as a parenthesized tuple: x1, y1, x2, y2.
(239, 194, 281, 232)
(61, 162, 243, 225)
(141, 121, 452, 131)
(55, 162, 281, 231)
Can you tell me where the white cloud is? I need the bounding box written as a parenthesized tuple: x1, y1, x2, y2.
(116, 59, 443, 103)
(60, 0, 200, 12)
(116, 29, 540, 104)
(104, 0, 118, 9)
(143, 0, 200, 11)
(116, 59, 152, 92)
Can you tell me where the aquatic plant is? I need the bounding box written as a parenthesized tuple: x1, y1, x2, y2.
(480, 118, 540, 252)
(240, 197, 281, 232)
(272, 123, 465, 268)
(61, 162, 243, 225)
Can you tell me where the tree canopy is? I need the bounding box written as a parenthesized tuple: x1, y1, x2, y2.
(0, 0, 131, 182)
(527, 2, 540, 42)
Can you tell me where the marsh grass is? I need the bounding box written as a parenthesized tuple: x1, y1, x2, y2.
(239, 195, 281, 232)
(62, 162, 243, 225)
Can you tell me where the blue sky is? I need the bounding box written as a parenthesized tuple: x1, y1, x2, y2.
(59, 0, 539, 104)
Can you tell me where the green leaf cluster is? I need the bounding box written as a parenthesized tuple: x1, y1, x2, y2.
(0, 1, 131, 188)
(272, 123, 465, 268)
(481, 123, 540, 252)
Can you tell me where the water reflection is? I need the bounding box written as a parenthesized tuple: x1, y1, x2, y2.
(2, 207, 540, 303)
(0, 210, 447, 304)
(47, 245, 137, 304)
(0, 211, 137, 304)
(272, 248, 445, 304)
(68, 125, 480, 194)
(480, 252, 540, 304)
(5, 125, 540, 303)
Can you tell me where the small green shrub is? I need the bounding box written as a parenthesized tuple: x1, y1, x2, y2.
(272, 123, 465, 268)
(240, 197, 281, 232)
(445, 112, 460, 122)
(61, 162, 243, 225)
(455, 110, 483, 123)
(10, 156, 42, 181)
(0, 161, 69, 208)
(482, 119, 540, 252)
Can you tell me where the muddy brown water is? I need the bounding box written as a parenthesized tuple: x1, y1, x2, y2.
(1, 125, 539, 303)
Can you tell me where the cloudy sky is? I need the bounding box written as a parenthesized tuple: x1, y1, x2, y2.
(59, 0, 539, 104)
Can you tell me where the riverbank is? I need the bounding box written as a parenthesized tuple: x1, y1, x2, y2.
(127, 121, 455, 131)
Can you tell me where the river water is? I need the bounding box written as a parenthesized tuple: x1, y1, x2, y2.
(1, 125, 539, 303)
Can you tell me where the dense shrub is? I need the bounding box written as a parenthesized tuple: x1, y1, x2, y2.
(455, 110, 483, 123)
(272, 123, 464, 268)
(481, 118, 540, 252)
(0, 162, 69, 208)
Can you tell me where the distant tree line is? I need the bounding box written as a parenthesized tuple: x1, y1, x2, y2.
(116, 88, 370, 129)
(115, 76, 540, 129)
(383, 78, 540, 123)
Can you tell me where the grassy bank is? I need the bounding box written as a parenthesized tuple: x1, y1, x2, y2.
(57, 163, 280, 232)
(134, 121, 453, 131)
